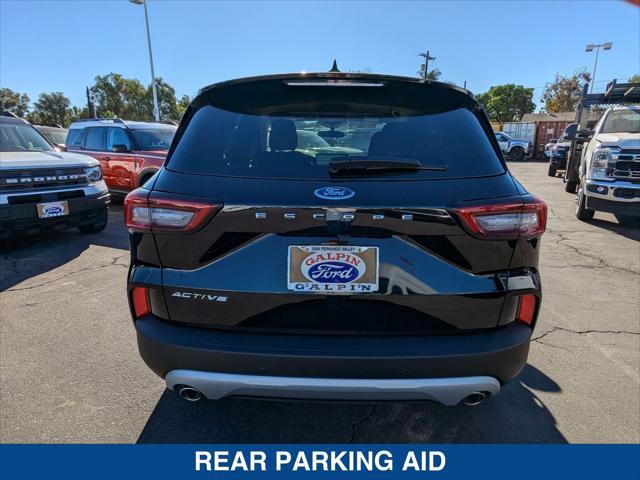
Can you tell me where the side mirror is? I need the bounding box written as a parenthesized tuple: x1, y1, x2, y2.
(55, 144, 67, 152)
(549, 139, 557, 144)
(112, 144, 129, 153)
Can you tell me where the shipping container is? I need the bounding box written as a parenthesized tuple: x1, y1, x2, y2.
(502, 122, 535, 143)
(534, 121, 572, 159)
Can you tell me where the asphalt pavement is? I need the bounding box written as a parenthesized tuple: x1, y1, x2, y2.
(1, 162, 638, 443)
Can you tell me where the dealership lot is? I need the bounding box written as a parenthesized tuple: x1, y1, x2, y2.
(0, 162, 638, 444)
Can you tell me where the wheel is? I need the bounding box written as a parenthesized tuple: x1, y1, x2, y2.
(78, 207, 108, 234)
(510, 147, 525, 162)
(564, 180, 578, 193)
(547, 164, 557, 177)
(575, 188, 594, 221)
(138, 172, 156, 187)
(614, 214, 639, 228)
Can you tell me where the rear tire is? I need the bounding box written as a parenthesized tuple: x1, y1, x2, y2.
(575, 188, 595, 221)
(138, 171, 157, 187)
(614, 214, 639, 228)
(78, 207, 108, 234)
(564, 180, 578, 193)
(547, 164, 557, 177)
(510, 147, 525, 162)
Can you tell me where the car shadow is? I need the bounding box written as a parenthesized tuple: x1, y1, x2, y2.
(137, 364, 566, 443)
(586, 218, 640, 241)
(0, 205, 128, 292)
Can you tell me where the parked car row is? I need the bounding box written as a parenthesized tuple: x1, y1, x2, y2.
(543, 103, 640, 226)
(0, 112, 110, 239)
(0, 112, 177, 240)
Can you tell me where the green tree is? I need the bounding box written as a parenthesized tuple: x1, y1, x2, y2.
(152, 77, 181, 121)
(417, 67, 442, 81)
(0, 88, 30, 117)
(476, 84, 535, 122)
(90, 73, 150, 120)
(541, 69, 591, 113)
(27, 92, 72, 126)
(628, 74, 640, 83)
(176, 94, 191, 120)
(89, 73, 187, 122)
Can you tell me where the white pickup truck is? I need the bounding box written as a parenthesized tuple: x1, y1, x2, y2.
(575, 105, 640, 226)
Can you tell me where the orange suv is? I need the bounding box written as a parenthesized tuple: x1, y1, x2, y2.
(66, 119, 177, 195)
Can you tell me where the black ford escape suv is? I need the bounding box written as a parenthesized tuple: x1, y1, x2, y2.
(125, 72, 546, 406)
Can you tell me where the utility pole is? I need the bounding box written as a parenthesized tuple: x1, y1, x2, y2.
(419, 50, 436, 80)
(585, 42, 612, 93)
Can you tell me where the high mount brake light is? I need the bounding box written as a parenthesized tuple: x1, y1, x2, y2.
(453, 196, 547, 239)
(124, 188, 221, 233)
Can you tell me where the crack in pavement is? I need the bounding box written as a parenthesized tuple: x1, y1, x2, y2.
(545, 232, 639, 275)
(5, 253, 129, 293)
(348, 405, 377, 444)
(532, 326, 640, 342)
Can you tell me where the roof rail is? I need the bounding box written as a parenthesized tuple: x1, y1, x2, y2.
(72, 118, 126, 124)
(33, 123, 64, 128)
(1, 110, 29, 123)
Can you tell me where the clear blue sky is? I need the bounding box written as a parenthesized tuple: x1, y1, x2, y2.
(1, 0, 639, 110)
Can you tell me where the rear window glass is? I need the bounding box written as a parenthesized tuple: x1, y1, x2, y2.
(66, 128, 82, 146)
(168, 94, 504, 180)
(130, 127, 176, 151)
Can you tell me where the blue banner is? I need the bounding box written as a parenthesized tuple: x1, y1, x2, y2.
(1, 444, 638, 480)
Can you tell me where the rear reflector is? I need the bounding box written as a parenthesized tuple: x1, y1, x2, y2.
(124, 188, 221, 233)
(516, 294, 537, 326)
(132, 287, 150, 318)
(453, 196, 547, 239)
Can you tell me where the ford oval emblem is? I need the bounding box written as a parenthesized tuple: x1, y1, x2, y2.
(314, 186, 355, 200)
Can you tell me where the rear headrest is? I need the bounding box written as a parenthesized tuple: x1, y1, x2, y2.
(269, 119, 298, 151)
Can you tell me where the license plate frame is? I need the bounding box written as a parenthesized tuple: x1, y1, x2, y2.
(36, 200, 69, 219)
(287, 245, 379, 293)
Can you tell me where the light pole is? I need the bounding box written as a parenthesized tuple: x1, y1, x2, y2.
(130, 0, 160, 121)
(585, 42, 612, 93)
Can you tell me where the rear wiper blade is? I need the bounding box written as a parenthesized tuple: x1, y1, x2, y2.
(329, 158, 447, 174)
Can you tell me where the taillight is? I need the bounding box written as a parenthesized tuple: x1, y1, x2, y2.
(516, 294, 537, 326)
(453, 196, 547, 239)
(124, 188, 221, 233)
(131, 287, 150, 318)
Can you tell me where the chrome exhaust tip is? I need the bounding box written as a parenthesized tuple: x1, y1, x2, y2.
(463, 391, 488, 406)
(178, 386, 203, 402)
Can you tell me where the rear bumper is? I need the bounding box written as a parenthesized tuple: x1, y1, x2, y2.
(0, 183, 110, 239)
(135, 315, 532, 401)
(166, 370, 501, 405)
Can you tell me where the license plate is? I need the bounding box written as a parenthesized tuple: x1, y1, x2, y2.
(37, 201, 69, 218)
(288, 245, 379, 293)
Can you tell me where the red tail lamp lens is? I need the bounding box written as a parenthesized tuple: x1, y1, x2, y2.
(124, 188, 221, 233)
(132, 287, 150, 318)
(516, 294, 537, 326)
(453, 196, 547, 239)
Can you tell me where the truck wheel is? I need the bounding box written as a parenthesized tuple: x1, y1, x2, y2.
(564, 180, 578, 193)
(547, 164, 557, 177)
(575, 189, 594, 221)
(510, 147, 525, 161)
(138, 172, 156, 187)
(78, 207, 108, 234)
(614, 214, 639, 228)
